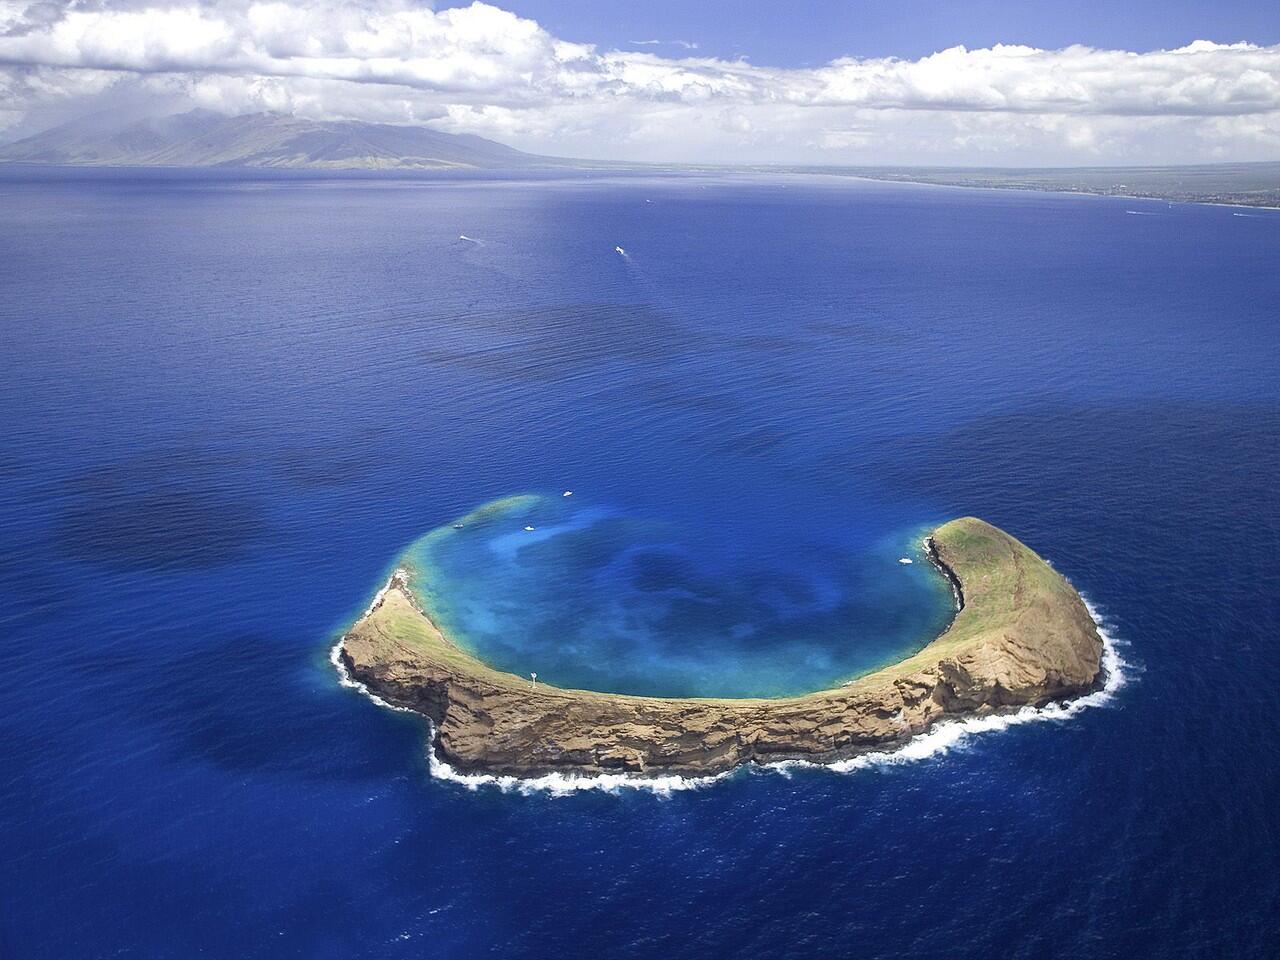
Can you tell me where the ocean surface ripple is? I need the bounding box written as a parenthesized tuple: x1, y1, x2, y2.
(1, 168, 1277, 959)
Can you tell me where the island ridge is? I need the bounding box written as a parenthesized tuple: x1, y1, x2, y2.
(337, 517, 1104, 778)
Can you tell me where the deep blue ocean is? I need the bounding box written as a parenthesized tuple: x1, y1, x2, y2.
(1, 167, 1278, 958)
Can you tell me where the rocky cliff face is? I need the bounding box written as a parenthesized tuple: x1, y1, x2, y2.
(339, 517, 1104, 778)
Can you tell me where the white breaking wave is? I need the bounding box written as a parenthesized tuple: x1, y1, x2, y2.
(329, 569, 421, 710)
(331, 643, 416, 715)
(330, 629, 725, 796)
(426, 749, 732, 797)
(332, 585, 1130, 798)
(822, 597, 1129, 774)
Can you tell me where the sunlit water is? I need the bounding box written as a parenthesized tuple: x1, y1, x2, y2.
(2, 167, 1278, 958)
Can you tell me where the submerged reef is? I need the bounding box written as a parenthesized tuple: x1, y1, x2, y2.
(338, 517, 1104, 778)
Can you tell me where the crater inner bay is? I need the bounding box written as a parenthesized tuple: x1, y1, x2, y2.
(383, 493, 958, 700)
(337, 503, 1104, 779)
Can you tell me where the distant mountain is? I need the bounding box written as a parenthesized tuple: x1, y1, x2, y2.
(0, 110, 556, 170)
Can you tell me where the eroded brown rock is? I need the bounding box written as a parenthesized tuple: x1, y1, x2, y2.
(339, 517, 1103, 778)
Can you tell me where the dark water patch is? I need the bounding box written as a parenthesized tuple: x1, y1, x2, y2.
(105, 636, 423, 782)
(0, 537, 69, 605)
(633, 376, 741, 412)
(271, 443, 371, 490)
(58, 447, 259, 496)
(806, 318, 909, 345)
(436, 301, 700, 352)
(627, 549, 709, 595)
(0, 454, 28, 481)
(730, 334, 805, 354)
(421, 343, 588, 382)
(420, 302, 703, 382)
(53, 447, 275, 570)
(712, 427, 793, 457)
(872, 403, 1280, 527)
(57, 488, 269, 571)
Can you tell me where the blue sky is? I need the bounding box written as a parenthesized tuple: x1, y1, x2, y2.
(1, 1, 1279, 165)
(446, 0, 1280, 64)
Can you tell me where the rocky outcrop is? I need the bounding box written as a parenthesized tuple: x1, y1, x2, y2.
(338, 517, 1104, 778)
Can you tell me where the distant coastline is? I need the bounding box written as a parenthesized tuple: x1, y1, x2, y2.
(336, 516, 1105, 779)
(3, 157, 1275, 211)
(2, 110, 1275, 209)
(807, 161, 1280, 210)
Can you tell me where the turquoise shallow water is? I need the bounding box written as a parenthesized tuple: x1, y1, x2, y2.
(401, 493, 953, 697)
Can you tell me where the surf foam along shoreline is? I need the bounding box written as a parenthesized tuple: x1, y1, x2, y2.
(331, 615, 1126, 798)
(333, 516, 1112, 788)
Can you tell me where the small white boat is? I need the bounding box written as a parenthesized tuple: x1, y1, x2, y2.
(562, 490, 573, 497)
(524, 525, 536, 532)
(614, 245, 626, 255)
(453, 523, 464, 529)
(898, 557, 913, 564)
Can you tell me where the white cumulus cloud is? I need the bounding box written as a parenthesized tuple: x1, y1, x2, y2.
(1, 0, 1278, 163)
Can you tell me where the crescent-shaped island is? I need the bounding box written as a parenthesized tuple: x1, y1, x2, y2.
(337, 517, 1104, 779)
